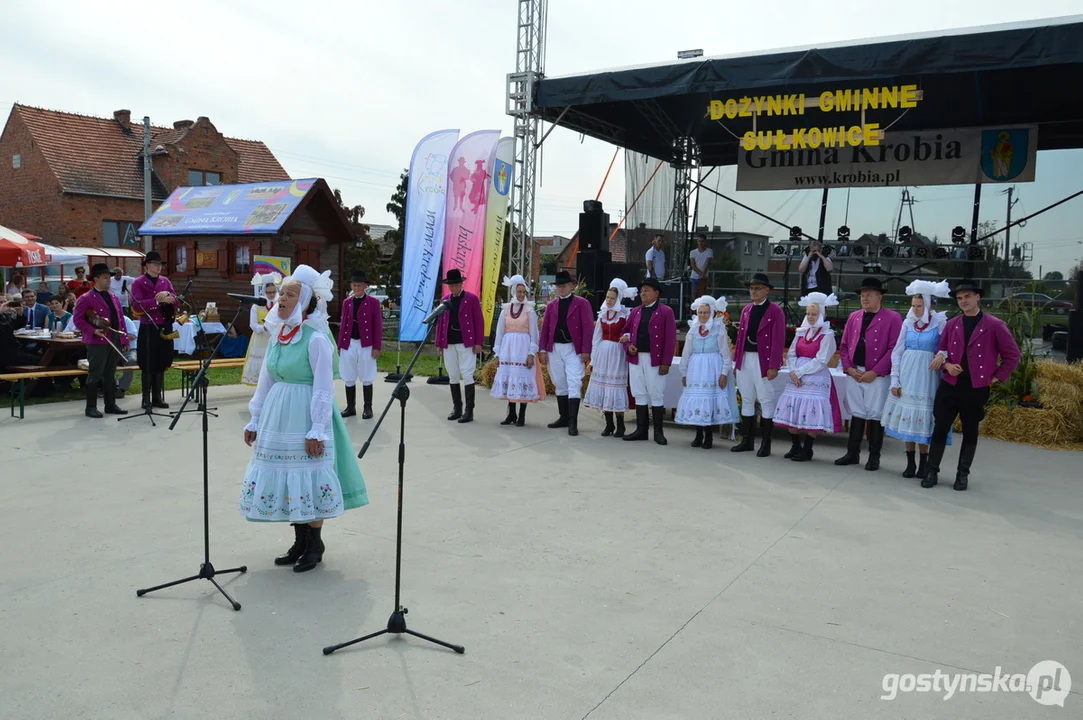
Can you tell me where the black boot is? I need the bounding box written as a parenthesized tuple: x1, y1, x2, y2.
(651, 406, 667, 445)
(141, 377, 152, 409)
(274, 523, 309, 566)
(152, 373, 169, 409)
(835, 417, 866, 465)
(548, 396, 569, 428)
(784, 434, 802, 459)
(515, 403, 527, 427)
(793, 434, 815, 462)
(85, 382, 102, 418)
(916, 453, 929, 479)
(102, 376, 126, 415)
(602, 412, 616, 437)
(730, 416, 755, 452)
(614, 413, 626, 438)
(361, 385, 374, 419)
(458, 385, 475, 423)
(623, 406, 650, 441)
(864, 421, 884, 471)
(293, 525, 324, 572)
(567, 398, 581, 436)
(691, 427, 704, 447)
(341, 386, 357, 417)
(702, 426, 714, 449)
(902, 451, 917, 478)
(501, 402, 517, 425)
(447, 384, 463, 421)
(921, 443, 946, 488)
(755, 419, 774, 457)
(954, 444, 976, 491)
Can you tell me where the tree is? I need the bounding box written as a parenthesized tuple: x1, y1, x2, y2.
(1044, 271, 1064, 281)
(334, 187, 382, 289)
(381, 171, 408, 304)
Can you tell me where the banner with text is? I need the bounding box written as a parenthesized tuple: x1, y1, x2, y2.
(399, 129, 460, 342)
(441, 130, 500, 300)
(735, 126, 1038, 191)
(480, 137, 515, 335)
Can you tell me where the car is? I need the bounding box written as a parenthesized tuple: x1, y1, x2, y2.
(367, 286, 399, 319)
(999, 292, 1073, 315)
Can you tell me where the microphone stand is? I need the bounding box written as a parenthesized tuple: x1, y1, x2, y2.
(135, 303, 249, 610)
(119, 290, 173, 426)
(323, 314, 464, 656)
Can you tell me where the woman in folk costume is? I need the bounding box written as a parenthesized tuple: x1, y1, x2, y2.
(881, 279, 952, 479)
(491, 274, 544, 426)
(241, 265, 368, 573)
(241, 272, 281, 386)
(773, 292, 844, 462)
(583, 278, 636, 437)
(676, 295, 739, 448)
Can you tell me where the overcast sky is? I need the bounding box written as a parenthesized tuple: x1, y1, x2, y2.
(2, 0, 1081, 275)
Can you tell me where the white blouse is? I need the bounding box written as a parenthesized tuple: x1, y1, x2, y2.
(249, 304, 269, 336)
(785, 326, 837, 378)
(493, 304, 539, 357)
(679, 323, 733, 377)
(243, 331, 335, 442)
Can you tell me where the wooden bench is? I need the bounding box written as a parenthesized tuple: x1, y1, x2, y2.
(1, 365, 139, 419)
(173, 358, 247, 401)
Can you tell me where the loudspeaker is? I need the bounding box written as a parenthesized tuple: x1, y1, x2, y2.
(576, 249, 611, 312)
(579, 210, 610, 252)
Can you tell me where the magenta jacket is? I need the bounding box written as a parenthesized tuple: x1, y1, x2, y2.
(129, 274, 176, 326)
(540, 295, 594, 355)
(733, 301, 786, 375)
(337, 294, 383, 351)
(936, 312, 1020, 388)
(435, 291, 485, 349)
(73, 289, 130, 348)
(622, 302, 677, 367)
(839, 307, 903, 377)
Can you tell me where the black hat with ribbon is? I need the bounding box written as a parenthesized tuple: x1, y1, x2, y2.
(747, 273, 774, 289)
(443, 268, 466, 284)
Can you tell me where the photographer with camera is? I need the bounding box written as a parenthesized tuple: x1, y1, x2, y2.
(798, 240, 834, 296)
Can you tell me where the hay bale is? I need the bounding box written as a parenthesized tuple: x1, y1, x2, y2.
(980, 405, 1083, 450)
(475, 356, 590, 396)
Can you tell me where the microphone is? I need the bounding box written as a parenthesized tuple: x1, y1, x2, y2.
(227, 293, 269, 307)
(423, 299, 452, 324)
(180, 278, 194, 297)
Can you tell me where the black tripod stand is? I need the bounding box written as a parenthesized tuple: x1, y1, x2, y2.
(135, 304, 248, 610)
(324, 323, 464, 655)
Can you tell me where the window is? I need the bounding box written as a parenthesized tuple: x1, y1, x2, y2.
(174, 244, 189, 273)
(12, 154, 21, 169)
(234, 244, 252, 275)
(102, 220, 141, 248)
(758, 241, 765, 256)
(745, 240, 752, 255)
(187, 170, 222, 186)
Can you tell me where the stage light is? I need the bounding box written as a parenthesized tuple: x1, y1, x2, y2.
(789, 226, 802, 240)
(863, 262, 882, 274)
(772, 244, 786, 256)
(934, 247, 950, 259)
(897, 225, 913, 243)
(583, 199, 603, 213)
(915, 246, 929, 258)
(951, 226, 967, 245)
(880, 246, 896, 258)
(837, 225, 851, 241)
(968, 246, 986, 261)
(820, 244, 833, 257)
(852, 245, 866, 257)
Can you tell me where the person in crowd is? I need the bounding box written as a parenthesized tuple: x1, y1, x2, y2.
(645, 234, 666, 280)
(242, 274, 281, 387)
(924, 282, 1020, 491)
(538, 270, 594, 436)
(621, 277, 677, 445)
(689, 234, 713, 300)
(20, 288, 49, 329)
(798, 240, 834, 296)
(116, 313, 139, 398)
(584, 278, 636, 437)
(337, 269, 382, 419)
(129, 251, 177, 409)
(72, 264, 129, 418)
(881, 280, 953, 479)
(730, 273, 786, 457)
(5, 273, 26, 296)
(67, 267, 92, 298)
(491, 274, 543, 426)
(35, 282, 53, 305)
(241, 265, 368, 572)
(676, 295, 738, 450)
(0, 295, 34, 371)
(834, 277, 903, 471)
(110, 267, 137, 316)
(773, 292, 844, 461)
(434, 268, 484, 424)
(46, 296, 72, 332)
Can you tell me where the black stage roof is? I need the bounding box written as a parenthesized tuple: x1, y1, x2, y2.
(533, 16, 1083, 167)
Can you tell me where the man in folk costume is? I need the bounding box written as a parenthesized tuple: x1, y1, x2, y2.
(129, 250, 177, 409)
(620, 277, 677, 445)
(730, 273, 786, 457)
(434, 268, 485, 423)
(538, 270, 594, 436)
(835, 277, 904, 470)
(924, 282, 1020, 491)
(337, 269, 383, 419)
(73, 263, 130, 418)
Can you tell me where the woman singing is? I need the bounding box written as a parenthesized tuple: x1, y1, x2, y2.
(676, 295, 738, 448)
(583, 278, 636, 437)
(241, 265, 368, 573)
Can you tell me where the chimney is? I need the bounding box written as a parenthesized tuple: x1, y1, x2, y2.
(113, 109, 131, 126)
(173, 120, 194, 130)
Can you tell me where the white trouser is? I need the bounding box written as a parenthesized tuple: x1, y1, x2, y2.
(736, 352, 778, 419)
(629, 359, 665, 407)
(340, 339, 377, 387)
(549, 342, 585, 399)
(845, 366, 890, 420)
(444, 343, 476, 385)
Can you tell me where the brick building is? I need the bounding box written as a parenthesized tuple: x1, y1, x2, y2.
(0, 104, 289, 250)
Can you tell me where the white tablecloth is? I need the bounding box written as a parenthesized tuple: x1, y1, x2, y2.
(173, 322, 227, 355)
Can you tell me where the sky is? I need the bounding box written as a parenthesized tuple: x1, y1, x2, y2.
(2, 0, 1081, 275)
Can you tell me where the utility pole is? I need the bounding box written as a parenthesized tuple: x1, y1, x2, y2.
(143, 116, 152, 253)
(1003, 186, 1018, 277)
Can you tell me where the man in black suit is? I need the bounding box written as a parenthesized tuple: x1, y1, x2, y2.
(20, 289, 49, 329)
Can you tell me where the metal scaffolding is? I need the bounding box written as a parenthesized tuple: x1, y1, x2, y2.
(506, 0, 547, 283)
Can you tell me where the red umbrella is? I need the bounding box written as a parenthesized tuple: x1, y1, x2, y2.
(0, 224, 49, 267)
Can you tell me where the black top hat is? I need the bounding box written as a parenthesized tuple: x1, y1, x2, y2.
(90, 263, 111, 279)
(143, 250, 164, 264)
(859, 277, 884, 293)
(747, 273, 774, 289)
(638, 277, 662, 292)
(554, 270, 575, 286)
(952, 281, 984, 297)
(350, 269, 369, 284)
(443, 268, 466, 284)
